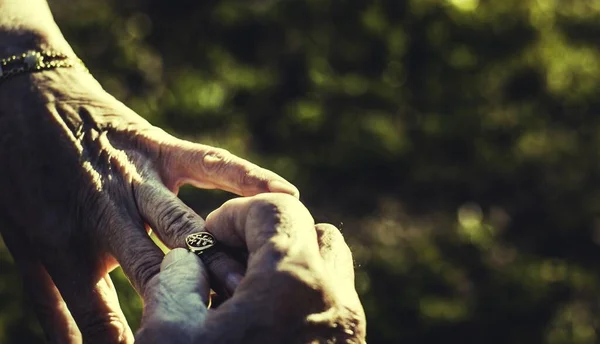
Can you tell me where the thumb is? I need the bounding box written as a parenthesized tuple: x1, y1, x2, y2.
(136, 248, 210, 344)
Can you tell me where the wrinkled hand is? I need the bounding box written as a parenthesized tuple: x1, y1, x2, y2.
(0, 68, 299, 343)
(136, 193, 366, 344)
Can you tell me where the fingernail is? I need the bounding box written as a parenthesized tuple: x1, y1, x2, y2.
(225, 273, 244, 292)
(268, 180, 300, 198)
(161, 248, 190, 271)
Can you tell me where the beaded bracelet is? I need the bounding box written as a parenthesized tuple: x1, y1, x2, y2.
(0, 50, 88, 83)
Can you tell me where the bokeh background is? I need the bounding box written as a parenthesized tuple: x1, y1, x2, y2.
(2, 0, 600, 343)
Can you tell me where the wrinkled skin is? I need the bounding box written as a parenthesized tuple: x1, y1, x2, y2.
(137, 194, 366, 344)
(0, 1, 368, 339)
(0, 67, 301, 343)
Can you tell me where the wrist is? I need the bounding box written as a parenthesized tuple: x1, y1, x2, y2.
(0, 0, 75, 57)
(0, 30, 71, 57)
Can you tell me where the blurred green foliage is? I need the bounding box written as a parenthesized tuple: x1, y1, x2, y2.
(3, 0, 600, 343)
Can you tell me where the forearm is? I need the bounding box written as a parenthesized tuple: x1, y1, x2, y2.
(0, 0, 73, 55)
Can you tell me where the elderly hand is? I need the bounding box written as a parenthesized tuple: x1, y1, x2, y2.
(0, 67, 299, 343)
(136, 193, 366, 344)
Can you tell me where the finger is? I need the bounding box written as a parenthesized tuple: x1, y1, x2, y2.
(134, 181, 246, 296)
(41, 248, 134, 344)
(202, 196, 359, 343)
(1, 227, 81, 343)
(204, 193, 316, 253)
(201, 248, 246, 298)
(204, 193, 323, 304)
(314, 223, 363, 308)
(314, 224, 355, 285)
(134, 180, 206, 249)
(161, 141, 300, 198)
(21, 260, 82, 343)
(203, 198, 366, 343)
(136, 248, 210, 344)
(207, 223, 365, 343)
(106, 215, 165, 295)
(315, 224, 366, 340)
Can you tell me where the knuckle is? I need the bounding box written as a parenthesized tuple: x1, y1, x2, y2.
(204, 149, 268, 190)
(246, 198, 281, 227)
(302, 305, 367, 344)
(157, 202, 183, 233)
(247, 193, 308, 222)
(315, 223, 353, 264)
(131, 253, 162, 293)
(315, 223, 346, 248)
(79, 312, 130, 343)
(201, 148, 231, 175)
(208, 147, 231, 157)
(336, 305, 367, 343)
(244, 194, 315, 252)
(156, 202, 201, 245)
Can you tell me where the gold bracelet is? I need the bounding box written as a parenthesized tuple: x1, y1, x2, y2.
(0, 50, 88, 83)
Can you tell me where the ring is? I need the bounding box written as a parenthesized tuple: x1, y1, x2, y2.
(186, 232, 216, 255)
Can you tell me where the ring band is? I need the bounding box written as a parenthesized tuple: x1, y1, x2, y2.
(186, 232, 216, 255)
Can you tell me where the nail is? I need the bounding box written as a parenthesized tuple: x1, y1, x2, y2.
(161, 248, 190, 271)
(268, 180, 300, 198)
(225, 273, 244, 293)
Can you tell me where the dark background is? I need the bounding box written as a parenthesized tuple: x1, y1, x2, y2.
(2, 0, 600, 343)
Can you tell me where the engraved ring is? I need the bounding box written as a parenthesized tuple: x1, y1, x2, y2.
(185, 232, 217, 256)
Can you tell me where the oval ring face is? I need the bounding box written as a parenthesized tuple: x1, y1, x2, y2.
(185, 232, 216, 254)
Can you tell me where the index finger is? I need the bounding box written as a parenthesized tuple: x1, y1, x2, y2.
(160, 140, 300, 198)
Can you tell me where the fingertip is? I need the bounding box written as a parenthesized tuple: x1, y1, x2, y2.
(268, 180, 300, 199)
(157, 248, 212, 306)
(161, 248, 195, 271)
(204, 209, 217, 225)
